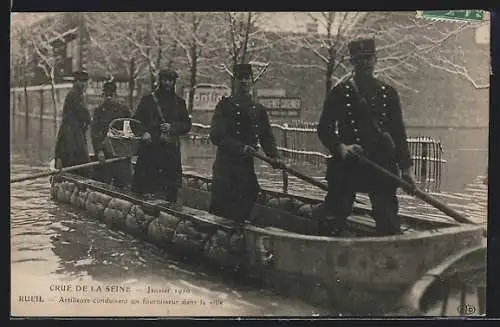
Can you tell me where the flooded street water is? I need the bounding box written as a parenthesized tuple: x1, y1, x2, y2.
(10, 152, 331, 317)
(10, 137, 488, 317)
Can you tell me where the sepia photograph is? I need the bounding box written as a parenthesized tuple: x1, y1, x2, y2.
(10, 10, 489, 317)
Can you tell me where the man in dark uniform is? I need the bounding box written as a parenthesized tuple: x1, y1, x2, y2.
(317, 38, 416, 236)
(132, 68, 192, 202)
(91, 80, 133, 188)
(54, 70, 91, 177)
(209, 64, 284, 225)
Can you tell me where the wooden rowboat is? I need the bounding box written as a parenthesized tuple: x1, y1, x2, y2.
(396, 242, 486, 316)
(49, 170, 485, 315)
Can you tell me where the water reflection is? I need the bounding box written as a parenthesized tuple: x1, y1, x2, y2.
(10, 127, 488, 316)
(10, 154, 330, 316)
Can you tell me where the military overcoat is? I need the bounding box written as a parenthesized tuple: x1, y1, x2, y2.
(209, 95, 279, 222)
(54, 86, 91, 174)
(132, 89, 192, 194)
(317, 78, 412, 192)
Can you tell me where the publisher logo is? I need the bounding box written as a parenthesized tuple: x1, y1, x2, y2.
(457, 304, 477, 315)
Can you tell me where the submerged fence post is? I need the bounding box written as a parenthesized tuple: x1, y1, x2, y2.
(54, 88, 58, 138)
(39, 89, 44, 160)
(11, 90, 16, 143)
(282, 123, 288, 159)
(421, 138, 428, 190)
(24, 86, 29, 153)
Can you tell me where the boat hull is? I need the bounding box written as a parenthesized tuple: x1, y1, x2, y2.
(49, 173, 485, 315)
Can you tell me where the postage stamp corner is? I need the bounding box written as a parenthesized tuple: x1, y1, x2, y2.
(416, 10, 489, 23)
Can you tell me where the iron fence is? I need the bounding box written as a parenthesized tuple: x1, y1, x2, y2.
(190, 122, 446, 192)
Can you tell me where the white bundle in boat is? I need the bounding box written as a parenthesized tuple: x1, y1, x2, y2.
(105, 118, 143, 157)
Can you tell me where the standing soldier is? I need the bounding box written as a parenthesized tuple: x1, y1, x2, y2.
(91, 80, 133, 189)
(132, 68, 192, 202)
(209, 63, 284, 225)
(317, 38, 416, 236)
(54, 70, 91, 177)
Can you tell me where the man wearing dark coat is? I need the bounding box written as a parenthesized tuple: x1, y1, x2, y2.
(317, 38, 417, 236)
(132, 69, 192, 202)
(91, 80, 133, 188)
(54, 70, 91, 177)
(209, 64, 284, 225)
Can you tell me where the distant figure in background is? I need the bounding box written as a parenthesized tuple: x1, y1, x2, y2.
(317, 38, 416, 236)
(208, 63, 284, 225)
(91, 80, 133, 189)
(54, 70, 91, 177)
(132, 68, 192, 202)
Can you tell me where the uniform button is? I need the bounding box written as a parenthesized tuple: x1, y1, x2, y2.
(346, 103, 351, 107)
(356, 138, 361, 142)
(381, 85, 386, 90)
(379, 121, 384, 125)
(351, 120, 355, 124)
(346, 93, 350, 97)
(354, 128, 358, 132)
(347, 111, 352, 116)
(236, 130, 240, 135)
(382, 112, 387, 116)
(236, 111, 241, 115)
(236, 122, 240, 125)
(236, 103, 240, 107)
(383, 94, 387, 98)
(383, 103, 387, 107)
(345, 85, 350, 89)
(252, 106, 255, 109)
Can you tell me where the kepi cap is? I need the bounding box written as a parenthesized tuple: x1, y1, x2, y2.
(72, 70, 89, 81)
(348, 38, 376, 59)
(159, 68, 179, 80)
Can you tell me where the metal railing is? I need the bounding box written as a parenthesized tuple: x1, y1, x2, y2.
(189, 122, 446, 192)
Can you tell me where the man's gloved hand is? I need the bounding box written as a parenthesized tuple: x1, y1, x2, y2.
(401, 168, 417, 195)
(160, 123, 173, 134)
(97, 150, 106, 164)
(339, 143, 363, 160)
(142, 132, 152, 143)
(242, 145, 258, 155)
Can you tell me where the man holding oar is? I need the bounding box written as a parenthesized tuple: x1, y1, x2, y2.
(209, 63, 284, 226)
(317, 38, 417, 237)
(90, 79, 133, 189)
(54, 70, 92, 177)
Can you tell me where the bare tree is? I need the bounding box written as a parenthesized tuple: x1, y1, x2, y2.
(213, 12, 275, 90)
(122, 12, 182, 89)
(86, 12, 148, 109)
(165, 12, 217, 113)
(27, 18, 72, 135)
(286, 11, 482, 96)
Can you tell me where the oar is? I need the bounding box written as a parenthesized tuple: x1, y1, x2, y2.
(355, 154, 477, 225)
(250, 151, 367, 206)
(10, 157, 129, 184)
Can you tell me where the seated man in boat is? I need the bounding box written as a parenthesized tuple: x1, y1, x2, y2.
(209, 63, 284, 226)
(132, 68, 192, 202)
(54, 70, 92, 177)
(90, 79, 133, 189)
(317, 38, 417, 237)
